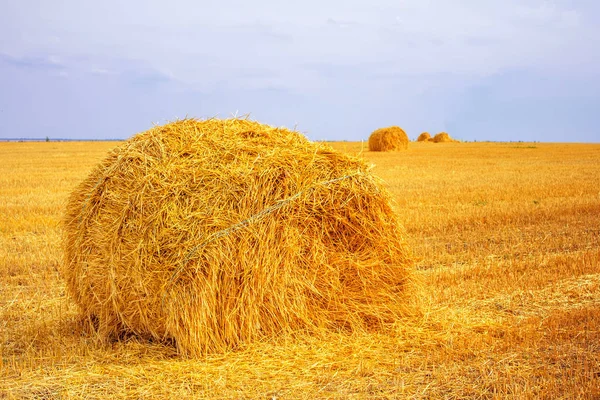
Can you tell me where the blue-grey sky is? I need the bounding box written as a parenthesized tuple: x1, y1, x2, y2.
(1, 0, 599, 142)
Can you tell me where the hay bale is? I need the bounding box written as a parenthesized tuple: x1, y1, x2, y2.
(417, 132, 431, 142)
(368, 126, 409, 151)
(64, 118, 412, 356)
(432, 132, 454, 143)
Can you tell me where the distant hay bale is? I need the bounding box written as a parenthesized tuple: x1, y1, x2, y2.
(432, 132, 454, 143)
(417, 132, 431, 142)
(368, 126, 409, 151)
(64, 118, 412, 356)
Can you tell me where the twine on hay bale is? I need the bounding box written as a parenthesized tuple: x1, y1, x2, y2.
(368, 126, 409, 151)
(432, 132, 455, 143)
(417, 132, 431, 142)
(63, 118, 412, 356)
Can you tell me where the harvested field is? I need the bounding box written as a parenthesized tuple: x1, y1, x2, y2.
(1, 139, 600, 398)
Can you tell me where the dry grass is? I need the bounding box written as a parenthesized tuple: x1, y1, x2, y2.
(64, 118, 411, 356)
(432, 132, 455, 143)
(2, 139, 600, 398)
(417, 132, 431, 142)
(368, 127, 409, 151)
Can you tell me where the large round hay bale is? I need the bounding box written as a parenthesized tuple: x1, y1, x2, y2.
(417, 132, 431, 142)
(368, 126, 408, 151)
(64, 118, 412, 356)
(432, 132, 454, 143)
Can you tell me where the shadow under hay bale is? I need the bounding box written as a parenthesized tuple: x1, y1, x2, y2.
(432, 132, 455, 143)
(63, 118, 412, 356)
(368, 126, 409, 151)
(417, 132, 431, 142)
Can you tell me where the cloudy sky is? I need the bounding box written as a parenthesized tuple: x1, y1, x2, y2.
(1, 0, 599, 142)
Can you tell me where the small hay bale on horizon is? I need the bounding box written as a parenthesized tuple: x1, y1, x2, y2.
(417, 132, 431, 142)
(368, 126, 409, 151)
(63, 118, 412, 356)
(432, 132, 456, 143)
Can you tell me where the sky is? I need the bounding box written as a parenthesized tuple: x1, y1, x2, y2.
(1, 0, 599, 142)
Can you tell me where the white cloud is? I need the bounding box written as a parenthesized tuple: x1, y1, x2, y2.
(90, 67, 115, 75)
(2, 0, 597, 90)
(516, 2, 581, 27)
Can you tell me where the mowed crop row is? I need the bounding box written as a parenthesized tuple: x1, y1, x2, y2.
(1, 141, 599, 398)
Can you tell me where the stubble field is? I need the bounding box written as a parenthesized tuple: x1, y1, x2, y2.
(1, 140, 599, 399)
